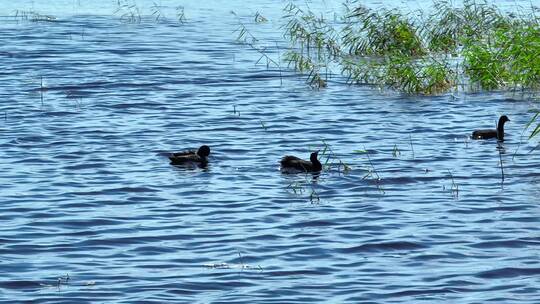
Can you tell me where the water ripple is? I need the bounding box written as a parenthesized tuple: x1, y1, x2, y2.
(1, 1, 540, 303)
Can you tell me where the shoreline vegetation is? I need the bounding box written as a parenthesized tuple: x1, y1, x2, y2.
(2, 1, 539, 139)
(237, 0, 540, 140)
(279, 0, 540, 96)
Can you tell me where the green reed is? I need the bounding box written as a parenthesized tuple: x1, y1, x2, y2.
(445, 169, 459, 199)
(114, 0, 142, 23)
(342, 3, 425, 57)
(254, 11, 268, 23)
(527, 109, 540, 139)
(320, 140, 351, 173)
(232, 11, 283, 84)
(150, 2, 165, 23)
(286, 177, 321, 203)
(113, 0, 186, 24)
(276, 0, 540, 137)
(282, 2, 341, 88)
(10, 10, 56, 22)
(278, 0, 540, 95)
(462, 21, 540, 91)
(176, 6, 187, 24)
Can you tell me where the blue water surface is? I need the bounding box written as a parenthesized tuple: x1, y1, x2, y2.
(1, 0, 540, 303)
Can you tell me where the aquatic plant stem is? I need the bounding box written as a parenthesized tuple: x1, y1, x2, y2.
(498, 144, 505, 184)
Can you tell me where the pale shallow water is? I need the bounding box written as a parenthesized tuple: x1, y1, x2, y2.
(1, 1, 540, 303)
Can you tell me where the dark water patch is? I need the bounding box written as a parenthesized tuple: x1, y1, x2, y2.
(70, 186, 159, 196)
(263, 270, 328, 277)
(470, 239, 540, 249)
(29, 81, 111, 92)
(340, 241, 427, 253)
(287, 220, 335, 228)
(0, 280, 43, 291)
(27, 211, 67, 219)
(378, 287, 464, 298)
(500, 216, 540, 223)
(12, 157, 56, 164)
(62, 162, 107, 170)
(476, 267, 540, 279)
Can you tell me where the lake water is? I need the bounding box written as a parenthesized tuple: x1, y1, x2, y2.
(1, 0, 540, 303)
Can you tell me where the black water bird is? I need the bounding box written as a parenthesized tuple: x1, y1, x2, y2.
(280, 151, 322, 173)
(169, 145, 210, 166)
(472, 115, 510, 141)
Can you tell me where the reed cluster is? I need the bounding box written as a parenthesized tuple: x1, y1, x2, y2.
(279, 0, 540, 138)
(5, 10, 57, 22)
(281, 0, 540, 94)
(113, 0, 186, 24)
